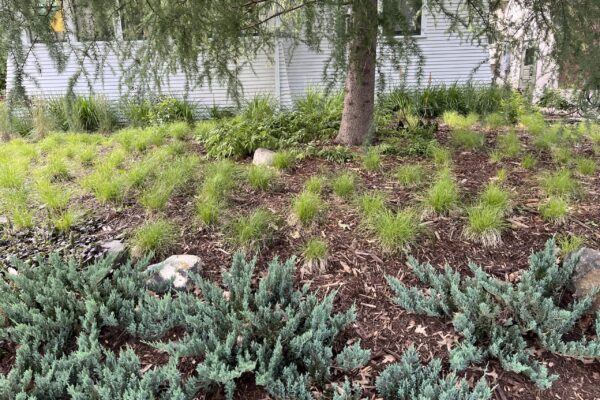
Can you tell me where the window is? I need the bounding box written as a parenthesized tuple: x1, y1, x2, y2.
(383, 0, 423, 36)
(33, 0, 66, 42)
(524, 47, 536, 66)
(72, 0, 115, 41)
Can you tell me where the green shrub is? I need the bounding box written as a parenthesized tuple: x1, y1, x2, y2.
(539, 196, 569, 224)
(395, 164, 425, 187)
(152, 97, 195, 124)
(425, 169, 459, 214)
(538, 88, 573, 110)
(228, 208, 277, 250)
(500, 91, 526, 123)
(386, 239, 600, 389)
(292, 191, 324, 225)
(247, 165, 276, 191)
(315, 145, 355, 163)
(370, 208, 419, 252)
(376, 346, 492, 400)
(332, 173, 357, 199)
(131, 219, 177, 256)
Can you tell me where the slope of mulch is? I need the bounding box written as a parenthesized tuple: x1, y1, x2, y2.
(3, 124, 600, 399)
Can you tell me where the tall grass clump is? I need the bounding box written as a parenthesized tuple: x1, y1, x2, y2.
(292, 191, 324, 226)
(66, 95, 116, 132)
(540, 169, 579, 197)
(228, 208, 277, 250)
(362, 148, 382, 171)
(395, 164, 426, 187)
(247, 165, 276, 191)
(83, 165, 130, 203)
(357, 191, 387, 221)
(332, 173, 357, 200)
(495, 130, 521, 158)
(304, 176, 327, 194)
(575, 157, 597, 176)
(196, 160, 237, 225)
(442, 111, 479, 131)
(370, 208, 419, 252)
(272, 151, 294, 170)
(140, 155, 199, 211)
(465, 204, 505, 247)
(519, 112, 545, 136)
(131, 219, 177, 257)
(539, 196, 569, 224)
(424, 169, 459, 214)
(428, 143, 451, 167)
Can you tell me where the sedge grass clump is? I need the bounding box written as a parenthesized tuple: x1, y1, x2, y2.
(195, 160, 237, 225)
(395, 164, 426, 187)
(539, 196, 569, 224)
(0, 161, 27, 189)
(83, 165, 129, 203)
(428, 143, 451, 167)
(533, 124, 564, 151)
(521, 154, 538, 170)
(140, 155, 199, 211)
(540, 169, 578, 198)
(228, 208, 277, 250)
(51, 208, 78, 232)
(371, 208, 419, 252)
(167, 121, 191, 140)
(3, 189, 34, 230)
(302, 237, 329, 275)
(132, 219, 177, 257)
(292, 191, 324, 226)
(304, 176, 327, 194)
(496, 130, 521, 158)
(575, 157, 597, 176)
(425, 169, 459, 214)
(558, 233, 585, 255)
(465, 204, 505, 247)
(480, 183, 511, 211)
(550, 146, 572, 165)
(44, 154, 71, 180)
(484, 112, 506, 129)
(362, 148, 382, 172)
(332, 173, 357, 200)
(246, 165, 276, 191)
(451, 128, 485, 150)
(357, 191, 387, 221)
(519, 112, 545, 136)
(272, 151, 294, 170)
(442, 111, 478, 130)
(196, 197, 220, 226)
(36, 180, 70, 211)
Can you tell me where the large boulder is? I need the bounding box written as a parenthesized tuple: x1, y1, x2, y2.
(569, 248, 600, 310)
(147, 255, 202, 292)
(252, 148, 276, 166)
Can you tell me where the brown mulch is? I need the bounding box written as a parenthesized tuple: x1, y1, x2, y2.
(57, 126, 600, 399)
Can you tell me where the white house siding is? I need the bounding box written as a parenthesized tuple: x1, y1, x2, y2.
(7, 3, 492, 109)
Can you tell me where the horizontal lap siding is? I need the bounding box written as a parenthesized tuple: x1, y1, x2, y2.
(8, 44, 276, 108)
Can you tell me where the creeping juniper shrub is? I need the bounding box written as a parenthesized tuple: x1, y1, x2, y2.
(376, 346, 492, 400)
(387, 239, 600, 389)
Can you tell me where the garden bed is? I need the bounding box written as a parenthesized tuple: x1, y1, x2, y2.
(1, 104, 600, 398)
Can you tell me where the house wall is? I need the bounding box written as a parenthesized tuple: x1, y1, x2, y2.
(7, 1, 492, 109)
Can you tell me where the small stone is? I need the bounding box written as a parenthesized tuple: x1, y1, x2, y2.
(147, 255, 202, 293)
(569, 248, 600, 311)
(7, 267, 18, 276)
(0, 216, 8, 225)
(101, 240, 126, 256)
(252, 148, 276, 166)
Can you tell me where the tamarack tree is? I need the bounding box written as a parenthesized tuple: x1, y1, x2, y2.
(1, 0, 598, 144)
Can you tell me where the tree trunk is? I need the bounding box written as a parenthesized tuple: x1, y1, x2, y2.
(336, 0, 378, 146)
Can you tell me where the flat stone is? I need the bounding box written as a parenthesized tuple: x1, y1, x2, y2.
(252, 148, 276, 166)
(569, 248, 600, 311)
(101, 239, 126, 255)
(147, 255, 202, 292)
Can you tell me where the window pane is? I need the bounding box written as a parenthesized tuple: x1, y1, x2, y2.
(73, 0, 115, 41)
(394, 0, 423, 35)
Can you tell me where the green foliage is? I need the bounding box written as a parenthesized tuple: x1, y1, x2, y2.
(500, 91, 526, 124)
(315, 145, 356, 163)
(558, 233, 585, 255)
(196, 160, 237, 225)
(292, 191, 324, 225)
(332, 173, 357, 199)
(197, 92, 342, 159)
(538, 89, 573, 110)
(83, 164, 130, 203)
(228, 208, 277, 250)
(124, 97, 195, 127)
(479, 183, 511, 211)
(376, 346, 492, 400)
(539, 196, 569, 224)
(428, 143, 452, 167)
(357, 191, 387, 221)
(521, 154, 538, 170)
(425, 169, 459, 214)
(519, 113, 545, 136)
(272, 151, 294, 170)
(451, 128, 485, 150)
(303, 238, 329, 261)
(465, 204, 505, 247)
(362, 148, 382, 171)
(495, 130, 521, 158)
(540, 169, 579, 197)
(62, 95, 116, 132)
(369, 208, 419, 252)
(443, 111, 478, 131)
(247, 165, 276, 191)
(484, 112, 507, 129)
(304, 176, 327, 194)
(132, 219, 178, 256)
(386, 239, 600, 389)
(395, 164, 426, 187)
(575, 157, 597, 176)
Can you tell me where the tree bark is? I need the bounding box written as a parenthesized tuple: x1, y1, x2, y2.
(335, 0, 378, 146)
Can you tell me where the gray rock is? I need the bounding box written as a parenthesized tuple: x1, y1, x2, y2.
(147, 255, 202, 292)
(252, 148, 276, 166)
(569, 248, 600, 311)
(101, 239, 126, 255)
(0, 216, 8, 225)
